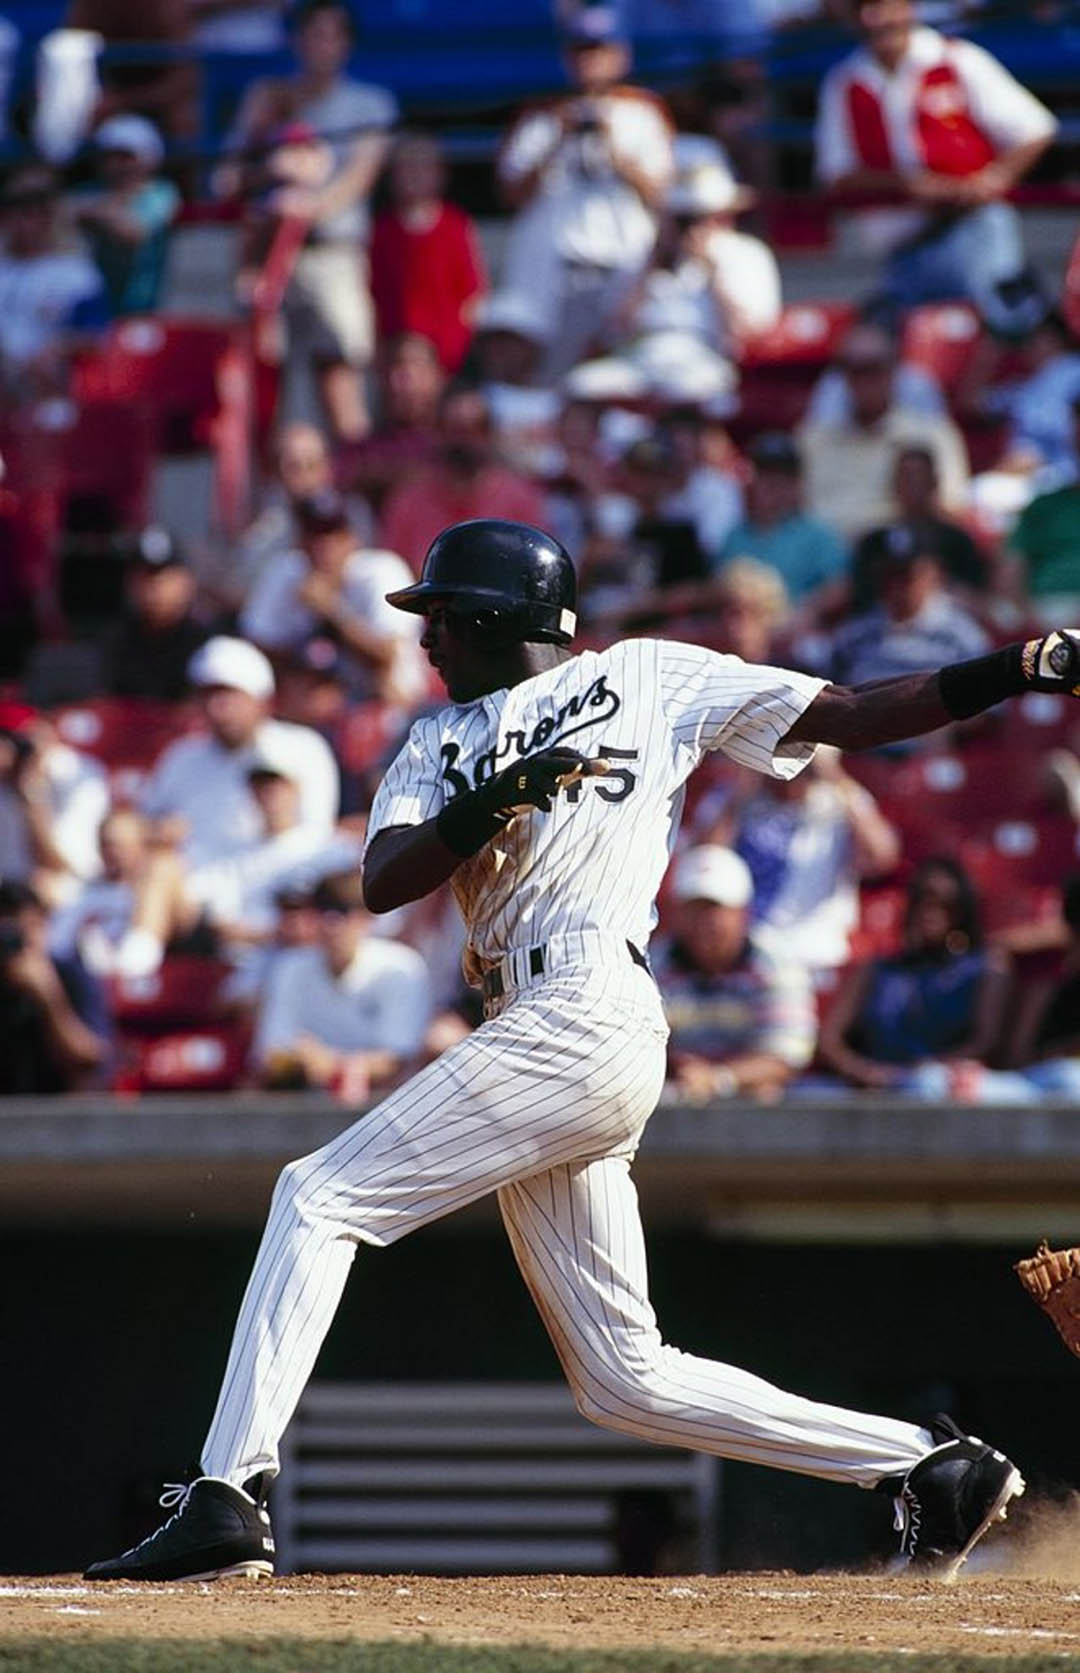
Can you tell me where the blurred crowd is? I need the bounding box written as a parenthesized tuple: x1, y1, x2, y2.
(0, 0, 1078, 1101)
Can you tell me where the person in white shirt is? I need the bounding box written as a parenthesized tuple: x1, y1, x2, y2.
(48, 804, 183, 979)
(0, 163, 106, 398)
(797, 319, 969, 541)
(626, 157, 781, 356)
(253, 868, 432, 1095)
(186, 735, 363, 954)
(239, 487, 424, 705)
(0, 704, 109, 900)
(496, 5, 674, 380)
(814, 0, 1057, 332)
(471, 291, 562, 479)
(140, 636, 339, 869)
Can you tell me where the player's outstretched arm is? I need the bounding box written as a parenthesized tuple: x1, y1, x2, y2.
(364, 748, 605, 913)
(785, 629, 1080, 753)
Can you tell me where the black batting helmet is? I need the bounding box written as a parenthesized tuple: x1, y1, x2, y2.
(386, 519, 577, 645)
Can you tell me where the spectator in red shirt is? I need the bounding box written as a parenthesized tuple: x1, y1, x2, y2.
(370, 132, 487, 374)
(379, 384, 545, 572)
(815, 0, 1056, 333)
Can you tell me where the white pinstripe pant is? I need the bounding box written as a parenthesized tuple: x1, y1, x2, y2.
(202, 961, 930, 1489)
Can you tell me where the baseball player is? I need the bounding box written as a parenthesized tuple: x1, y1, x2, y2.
(86, 520, 1080, 1585)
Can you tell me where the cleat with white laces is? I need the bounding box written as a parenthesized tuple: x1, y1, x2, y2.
(892, 1414, 1024, 1582)
(84, 1476, 275, 1582)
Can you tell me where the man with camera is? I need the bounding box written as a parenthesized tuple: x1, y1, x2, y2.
(0, 703, 110, 901)
(497, 6, 674, 379)
(0, 878, 109, 1093)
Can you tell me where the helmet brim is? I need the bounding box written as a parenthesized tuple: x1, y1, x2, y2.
(386, 580, 576, 643)
(385, 580, 513, 617)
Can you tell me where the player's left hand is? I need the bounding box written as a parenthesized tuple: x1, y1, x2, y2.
(491, 748, 608, 815)
(1023, 629, 1080, 696)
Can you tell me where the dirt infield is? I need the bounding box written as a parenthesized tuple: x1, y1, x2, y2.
(2, 1570, 1080, 1660)
(2, 1501, 1078, 1664)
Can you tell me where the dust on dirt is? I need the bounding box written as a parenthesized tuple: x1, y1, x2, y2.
(2, 1571, 1080, 1657)
(1003, 1492, 1080, 1583)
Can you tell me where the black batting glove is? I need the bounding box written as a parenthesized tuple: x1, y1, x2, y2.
(1022, 629, 1080, 695)
(436, 748, 592, 858)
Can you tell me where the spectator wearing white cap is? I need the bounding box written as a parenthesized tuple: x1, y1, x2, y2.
(497, 5, 674, 379)
(654, 843, 816, 1102)
(619, 156, 780, 361)
(184, 733, 362, 970)
(140, 635, 339, 869)
(72, 114, 180, 316)
(471, 292, 561, 478)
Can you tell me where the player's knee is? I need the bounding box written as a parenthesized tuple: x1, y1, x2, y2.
(568, 1356, 661, 1434)
(271, 1153, 320, 1216)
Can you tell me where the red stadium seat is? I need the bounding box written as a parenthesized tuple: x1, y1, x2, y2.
(900, 303, 982, 395)
(735, 303, 858, 436)
(1, 399, 152, 555)
(72, 317, 238, 454)
(848, 885, 906, 961)
(958, 819, 1080, 931)
(740, 303, 857, 369)
(116, 1021, 252, 1092)
(996, 690, 1080, 755)
(337, 701, 403, 775)
(898, 747, 1050, 829)
(52, 696, 197, 769)
(52, 697, 198, 799)
(107, 956, 233, 1033)
(41, 399, 152, 528)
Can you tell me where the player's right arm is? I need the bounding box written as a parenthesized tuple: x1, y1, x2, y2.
(785, 629, 1080, 753)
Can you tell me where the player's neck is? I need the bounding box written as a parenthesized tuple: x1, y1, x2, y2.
(500, 643, 575, 691)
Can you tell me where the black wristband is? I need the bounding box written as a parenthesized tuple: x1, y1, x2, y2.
(938, 643, 1026, 721)
(436, 792, 509, 859)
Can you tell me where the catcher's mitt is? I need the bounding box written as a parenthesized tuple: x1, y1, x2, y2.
(1015, 1241, 1080, 1357)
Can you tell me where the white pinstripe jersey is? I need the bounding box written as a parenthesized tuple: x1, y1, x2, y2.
(366, 638, 826, 982)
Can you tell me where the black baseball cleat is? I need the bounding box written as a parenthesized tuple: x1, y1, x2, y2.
(84, 1476, 275, 1582)
(892, 1414, 1025, 1581)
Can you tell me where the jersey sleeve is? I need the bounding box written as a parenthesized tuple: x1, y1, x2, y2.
(657, 640, 826, 779)
(954, 40, 1058, 153)
(365, 718, 447, 840)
